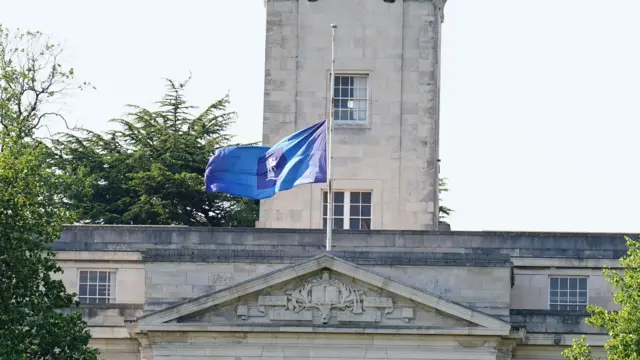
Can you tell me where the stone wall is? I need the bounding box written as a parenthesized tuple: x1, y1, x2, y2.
(258, 0, 441, 230)
(54, 225, 632, 260)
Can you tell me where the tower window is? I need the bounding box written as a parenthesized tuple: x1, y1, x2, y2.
(333, 74, 368, 123)
(322, 190, 372, 230)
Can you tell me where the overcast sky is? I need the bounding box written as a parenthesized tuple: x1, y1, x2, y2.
(3, 0, 639, 233)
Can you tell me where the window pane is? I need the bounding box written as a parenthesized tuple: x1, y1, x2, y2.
(89, 271, 98, 283)
(351, 192, 361, 203)
(322, 204, 327, 216)
(322, 218, 327, 229)
(98, 271, 108, 283)
(559, 278, 568, 290)
(361, 219, 371, 230)
(579, 278, 587, 290)
(354, 99, 367, 111)
(79, 271, 88, 283)
(334, 110, 341, 121)
(550, 304, 558, 310)
(350, 219, 360, 230)
(569, 278, 577, 290)
(334, 192, 344, 203)
(89, 284, 98, 297)
(355, 110, 366, 121)
(333, 218, 344, 229)
(550, 277, 558, 290)
(79, 284, 88, 297)
(549, 290, 558, 303)
(578, 291, 587, 303)
(354, 76, 366, 88)
(350, 205, 360, 217)
(559, 291, 567, 303)
(361, 205, 371, 217)
(361, 192, 372, 204)
(334, 204, 344, 217)
(323, 191, 327, 203)
(98, 284, 108, 297)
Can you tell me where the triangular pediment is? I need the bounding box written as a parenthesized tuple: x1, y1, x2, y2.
(137, 254, 511, 335)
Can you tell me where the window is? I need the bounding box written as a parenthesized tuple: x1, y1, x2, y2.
(322, 191, 372, 230)
(549, 276, 588, 311)
(78, 270, 116, 304)
(333, 74, 368, 123)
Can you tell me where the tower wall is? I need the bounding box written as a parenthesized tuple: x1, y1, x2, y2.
(258, 0, 444, 230)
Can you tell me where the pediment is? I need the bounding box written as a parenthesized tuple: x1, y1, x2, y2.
(138, 255, 510, 335)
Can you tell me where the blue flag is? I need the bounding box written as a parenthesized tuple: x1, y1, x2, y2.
(205, 120, 327, 200)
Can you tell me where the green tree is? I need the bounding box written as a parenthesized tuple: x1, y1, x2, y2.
(0, 25, 98, 359)
(52, 77, 258, 226)
(439, 177, 453, 220)
(562, 236, 640, 360)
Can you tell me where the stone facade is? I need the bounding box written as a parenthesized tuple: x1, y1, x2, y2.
(53, 226, 626, 359)
(258, 0, 443, 230)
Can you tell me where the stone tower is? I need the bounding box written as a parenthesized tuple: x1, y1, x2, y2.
(257, 0, 446, 231)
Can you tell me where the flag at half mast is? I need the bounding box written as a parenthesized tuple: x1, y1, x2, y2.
(205, 120, 327, 200)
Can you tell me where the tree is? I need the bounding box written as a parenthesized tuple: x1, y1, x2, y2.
(52, 77, 258, 226)
(0, 25, 91, 139)
(0, 25, 98, 359)
(562, 236, 640, 360)
(439, 177, 453, 220)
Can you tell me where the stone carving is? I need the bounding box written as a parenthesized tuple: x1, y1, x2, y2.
(236, 305, 248, 320)
(235, 270, 405, 324)
(257, 295, 288, 313)
(285, 270, 364, 323)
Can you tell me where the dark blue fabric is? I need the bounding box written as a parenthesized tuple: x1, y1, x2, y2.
(205, 120, 327, 200)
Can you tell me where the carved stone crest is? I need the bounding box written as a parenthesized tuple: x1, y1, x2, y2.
(239, 270, 407, 324)
(285, 270, 363, 323)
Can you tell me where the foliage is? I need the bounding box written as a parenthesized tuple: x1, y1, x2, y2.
(562, 236, 640, 360)
(439, 177, 453, 220)
(0, 24, 98, 359)
(52, 77, 258, 226)
(0, 24, 91, 140)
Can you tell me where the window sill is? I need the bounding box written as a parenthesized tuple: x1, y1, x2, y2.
(334, 121, 370, 129)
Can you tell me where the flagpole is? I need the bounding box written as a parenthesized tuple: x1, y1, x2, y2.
(326, 24, 337, 252)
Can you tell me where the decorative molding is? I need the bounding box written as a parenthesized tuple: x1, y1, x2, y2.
(237, 270, 403, 324)
(138, 254, 511, 333)
(285, 270, 364, 323)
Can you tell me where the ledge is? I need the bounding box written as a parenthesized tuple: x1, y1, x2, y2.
(53, 225, 635, 260)
(510, 309, 605, 335)
(138, 324, 510, 336)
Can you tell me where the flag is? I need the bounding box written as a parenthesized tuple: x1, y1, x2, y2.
(205, 120, 327, 200)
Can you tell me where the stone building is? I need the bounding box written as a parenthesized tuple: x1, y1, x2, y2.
(50, 0, 623, 359)
(54, 226, 620, 359)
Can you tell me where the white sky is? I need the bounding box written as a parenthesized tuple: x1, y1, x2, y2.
(3, 0, 639, 233)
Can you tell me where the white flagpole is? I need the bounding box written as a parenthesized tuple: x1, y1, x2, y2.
(326, 24, 337, 252)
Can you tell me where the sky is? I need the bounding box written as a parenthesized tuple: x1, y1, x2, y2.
(2, 0, 639, 233)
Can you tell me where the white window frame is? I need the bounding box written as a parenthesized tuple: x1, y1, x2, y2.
(548, 276, 588, 311)
(322, 190, 372, 230)
(330, 72, 370, 124)
(77, 269, 117, 304)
